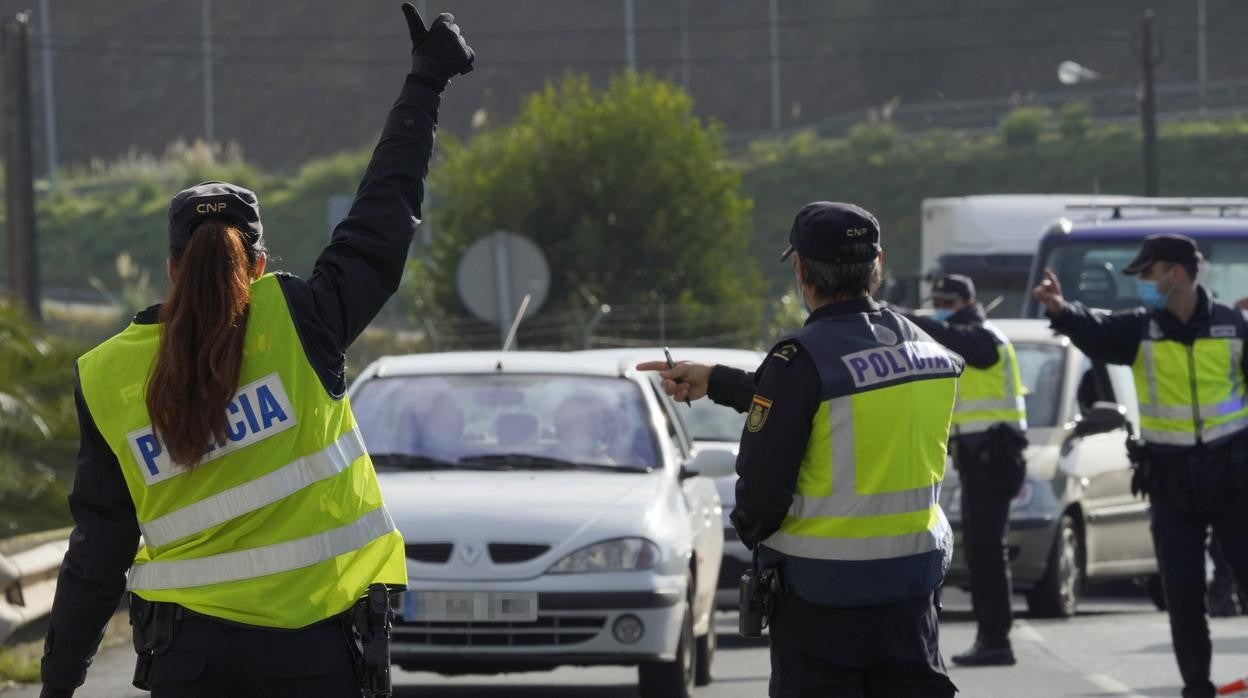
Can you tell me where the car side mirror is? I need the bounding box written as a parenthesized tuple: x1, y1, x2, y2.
(685, 448, 737, 479)
(1074, 401, 1128, 437)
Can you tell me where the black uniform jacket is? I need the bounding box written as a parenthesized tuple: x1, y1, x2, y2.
(905, 303, 999, 371)
(40, 75, 441, 695)
(1048, 286, 1248, 455)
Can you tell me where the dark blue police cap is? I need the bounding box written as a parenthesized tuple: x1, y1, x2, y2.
(779, 202, 881, 264)
(168, 181, 264, 250)
(928, 274, 975, 302)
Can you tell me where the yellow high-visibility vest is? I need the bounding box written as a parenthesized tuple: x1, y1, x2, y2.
(760, 309, 962, 606)
(78, 273, 406, 628)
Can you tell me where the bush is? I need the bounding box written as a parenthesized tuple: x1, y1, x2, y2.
(1058, 102, 1093, 140)
(1000, 106, 1051, 147)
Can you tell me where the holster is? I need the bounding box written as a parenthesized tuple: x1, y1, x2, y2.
(738, 549, 786, 638)
(348, 583, 396, 698)
(129, 594, 180, 691)
(1126, 436, 1153, 499)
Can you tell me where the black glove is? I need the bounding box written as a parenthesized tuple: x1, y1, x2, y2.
(1126, 437, 1151, 499)
(39, 686, 74, 698)
(402, 3, 474, 92)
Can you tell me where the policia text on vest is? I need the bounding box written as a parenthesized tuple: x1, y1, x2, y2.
(38, 6, 475, 697)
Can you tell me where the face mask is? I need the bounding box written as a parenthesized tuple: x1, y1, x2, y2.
(932, 308, 953, 322)
(1136, 278, 1172, 311)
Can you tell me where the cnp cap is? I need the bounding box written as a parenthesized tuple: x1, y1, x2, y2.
(168, 181, 264, 250)
(1121, 233, 1202, 275)
(779, 202, 881, 264)
(927, 274, 975, 302)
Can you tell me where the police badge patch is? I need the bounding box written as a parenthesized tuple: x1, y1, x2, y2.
(747, 395, 773, 432)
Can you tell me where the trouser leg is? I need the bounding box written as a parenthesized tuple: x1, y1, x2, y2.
(1150, 493, 1214, 697)
(961, 465, 1013, 646)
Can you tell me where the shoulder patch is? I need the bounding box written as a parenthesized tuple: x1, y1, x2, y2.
(746, 395, 773, 433)
(1211, 324, 1237, 338)
(771, 343, 800, 363)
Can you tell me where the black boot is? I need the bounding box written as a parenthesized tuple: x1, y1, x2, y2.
(951, 640, 1016, 667)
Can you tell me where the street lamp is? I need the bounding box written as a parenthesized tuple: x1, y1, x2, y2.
(1057, 11, 1160, 197)
(1057, 60, 1101, 86)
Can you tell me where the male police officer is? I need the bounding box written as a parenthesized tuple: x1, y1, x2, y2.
(905, 274, 1028, 667)
(1033, 233, 1248, 698)
(642, 202, 961, 697)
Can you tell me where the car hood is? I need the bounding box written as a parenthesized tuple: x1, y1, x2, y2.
(378, 469, 667, 580)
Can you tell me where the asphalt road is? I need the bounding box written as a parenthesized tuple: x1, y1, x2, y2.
(6, 589, 1248, 697)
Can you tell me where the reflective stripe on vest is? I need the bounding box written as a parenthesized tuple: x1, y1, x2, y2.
(1132, 335, 1248, 447)
(128, 507, 396, 591)
(951, 325, 1027, 435)
(139, 427, 367, 548)
(77, 274, 406, 627)
(763, 367, 957, 562)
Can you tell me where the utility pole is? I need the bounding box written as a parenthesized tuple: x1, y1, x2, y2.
(3, 13, 41, 320)
(201, 0, 215, 143)
(768, 0, 781, 130)
(678, 0, 690, 90)
(37, 0, 56, 189)
(623, 0, 636, 71)
(1138, 10, 1159, 197)
(1197, 0, 1208, 113)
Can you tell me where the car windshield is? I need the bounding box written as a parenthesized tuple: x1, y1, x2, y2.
(1036, 237, 1248, 314)
(351, 373, 658, 471)
(683, 399, 746, 443)
(1014, 342, 1067, 428)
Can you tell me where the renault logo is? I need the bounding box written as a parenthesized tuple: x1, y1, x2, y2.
(460, 543, 482, 565)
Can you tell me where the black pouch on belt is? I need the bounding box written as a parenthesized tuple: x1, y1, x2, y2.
(350, 583, 395, 698)
(978, 424, 1029, 496)
(129, 594, 179, 690)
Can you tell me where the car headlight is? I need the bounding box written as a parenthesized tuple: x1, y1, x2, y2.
(548, 538, 660, 574)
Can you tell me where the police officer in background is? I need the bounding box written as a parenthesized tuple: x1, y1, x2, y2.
(1034, 233, 1248, 698)
(905, 274, 1028, 667)
(39, 6, 473, 697)
(641, 202, 962, 697)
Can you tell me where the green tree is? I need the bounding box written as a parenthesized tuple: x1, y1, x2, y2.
(424, 74, 762, 348)
(0, 307, 81, 535)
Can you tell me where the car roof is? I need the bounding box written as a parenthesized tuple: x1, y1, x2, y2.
(1055, 216, 1248, 239)
(988, 319, 1070, 346)
(369, 351, 637, 378)
(578, 346, 764, 370)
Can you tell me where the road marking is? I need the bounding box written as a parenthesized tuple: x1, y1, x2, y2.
(1085, 673, 1147, 698)
(1015, 619, 1046, 645)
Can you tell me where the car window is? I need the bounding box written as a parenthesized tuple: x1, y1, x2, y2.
(682, 398, 747, 443)
(352, 373, 658, 470)
(648, 379, 691, 461)
(1015, 342, 1067, 428)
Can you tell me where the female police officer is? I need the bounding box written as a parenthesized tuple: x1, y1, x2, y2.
(38, 6, 473, 697)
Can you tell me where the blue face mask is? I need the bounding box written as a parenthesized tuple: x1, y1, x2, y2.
(932, 308, 953, 322)
(1136, 279, 1172, 311)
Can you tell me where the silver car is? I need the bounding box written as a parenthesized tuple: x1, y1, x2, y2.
(940, 319, 1160, 617)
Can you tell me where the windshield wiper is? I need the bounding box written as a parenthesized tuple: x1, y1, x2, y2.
(457, 453, 651, 473)
(370, 453, 459, 470)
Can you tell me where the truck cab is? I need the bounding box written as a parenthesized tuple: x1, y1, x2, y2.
(1022, 205, 1248, 318)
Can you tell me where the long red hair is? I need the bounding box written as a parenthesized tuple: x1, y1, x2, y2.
(146, 222, 256, 467)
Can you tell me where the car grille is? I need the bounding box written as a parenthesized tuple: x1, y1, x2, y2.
(395, 615, 605, 647)
(488, 543, 551, 564)
(718, 555, 751, 589)
(406, 543, 454, 564)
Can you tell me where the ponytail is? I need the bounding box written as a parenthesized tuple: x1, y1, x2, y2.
(146, 222, 258, 467)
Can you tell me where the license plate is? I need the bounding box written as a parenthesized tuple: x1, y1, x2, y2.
(401, 591, 539, 622)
